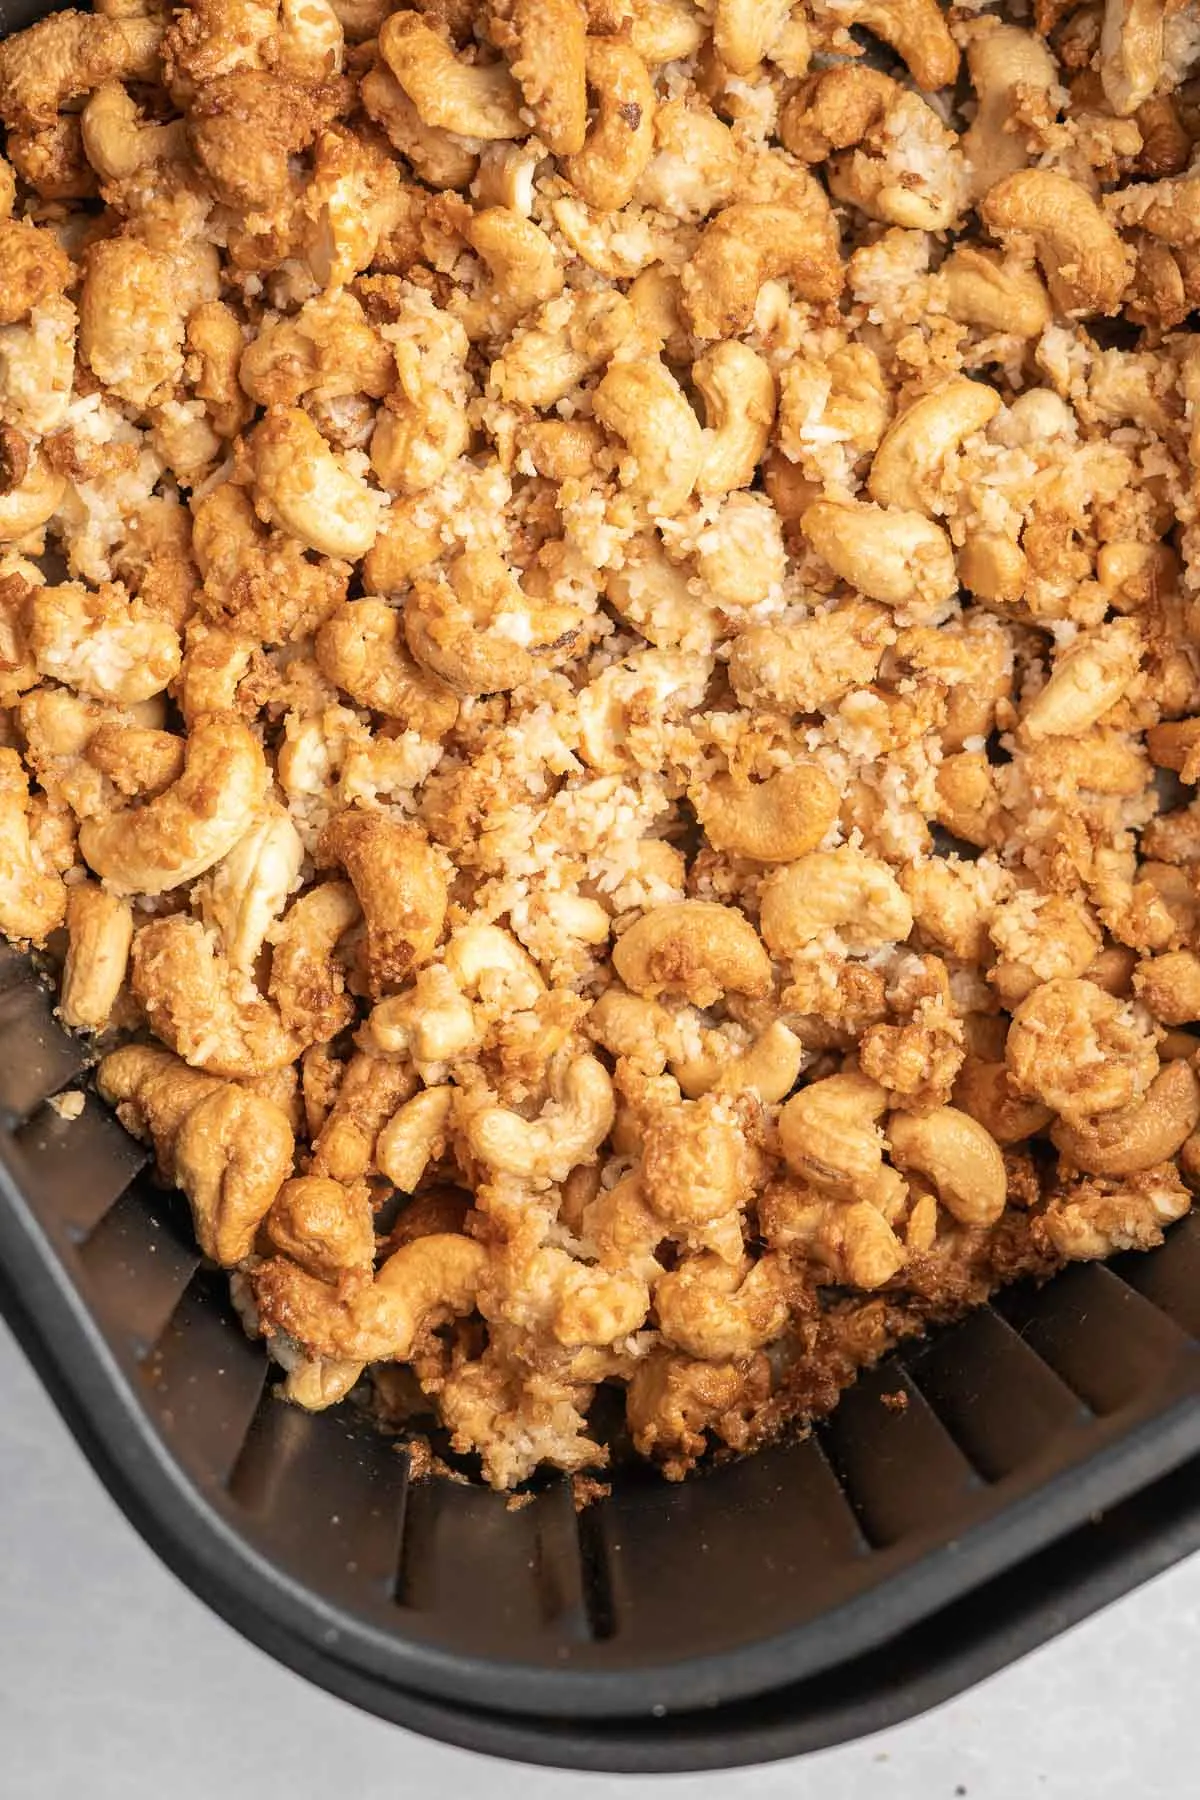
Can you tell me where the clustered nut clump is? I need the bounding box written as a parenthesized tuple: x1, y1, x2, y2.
(4, 0, 1200, 1491)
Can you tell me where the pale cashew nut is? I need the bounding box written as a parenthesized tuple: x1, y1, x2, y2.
(316, 599, 459, 735)
(245, 407, 386, 560)
(655, 1253, 788, 1360)
(1050, 1060, 1200, 1176)
(681, 194, 842, 339)
(491, 288, 639, 409)
(378, 13, 526, 140)
(467, 1053, 615, 1182)
(802, 499, 958, 611)
(713, 1022, 805, 1105)
(60, 882, 133, 1031)
(563, 40, 655, 213)
(691, 765, 839, 864)
(377, 1085, 454, 1191)
(593, 356, 702, 517)
(361, 967, 478, 1065)
(887, 1105, 1007, 1228)
(962, 25, 1060, 200)
(1101, 0, 1165, 117)
(613, 901, 771, 1007)
(981, 171, 1132, 318)
(444, 923, 544, 1013)
(939, 247, 1053, 340)
(78, 715, 268, 896)
(1020, 620, 1143, 742)
(81, 79, 186, 180)
(0, 748, 68, 946)
(867, 379, 1001, 516)
(131, 914, 301, 1078)
(605, 535, 720, 652)
(693, 341, 776, 496)
(318, 808, 446, 995)
(266, 1176, 376, 1284)
(715, 0, 789, 74)
(760, 848, 914, 957)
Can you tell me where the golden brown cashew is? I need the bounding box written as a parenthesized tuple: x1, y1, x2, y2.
(245, 407, 385, 560)
(962, 25, 1059, 200)
(97, 1044, 295, 1267)
(938, 247, 1053, 339)
(1019, 620, 1143, 742)
(981, 170, 1132, 318)
(80, 236, 186, 408)
(316, 599, 459, 735)
(360, 58, 478, 189)
(468, 1053, 614, 1182)
(378, 12, 526, 140)
(78, 715, 268, 896)
(318, 808, 446, 995)
(81, 79, 186, 179)
(593, 357, 703, 515)
(693, 341, 776, 495)
(801, 499, 958, 610)
(691, 766, 839, 864)
(681, 194, 842, 338)
(252, 1232, 487, 1362)
(199, 804, 305, 972)
(1036, 1167, 1191, 1262)
(760, 1183, 906, 1289)
(0, 748, 68, 946)
(832, 0, 959, 89)
(1101, 0, 1165, 116)
(867, 379, 1001, 516)
(714, 0, 789, 73)
(760, 848, 913, 956)
(778, 1072, 889, 1194)
(0, 11, 162, 130)
(404, 551, 543, 696)
(268, 880, 360, 1043)
(265, 1176, 376, 1284)
(451, 207, 564, 341)
(728, 603, 891, 712)
(563, 40, 655, 213)
(59, 883, 133, 1032)
(310, 1050, 416, 1183)
(1050, 1061, 1200, 1176)
(28, 583, 181, 706)
(887, 1105, 1007, 1227)
(490, 0, 587, 155)
(1006, 977, 1161, 1126)
(954, 1057, 1055, 1146)
(131, 914, 302, 1078)
(613, 901, 771, 1008)
(655, 1253, 788, 1360)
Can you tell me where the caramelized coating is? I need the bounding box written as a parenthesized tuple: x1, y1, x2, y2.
(0, 0, 1196, 1494)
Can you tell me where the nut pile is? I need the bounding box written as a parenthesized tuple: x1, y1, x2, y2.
(2, 0, 1200, 1489)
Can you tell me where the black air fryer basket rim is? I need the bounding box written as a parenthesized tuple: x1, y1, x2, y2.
(4, 1113, 1200, 1734)
(3, 1153, 1200, 1773)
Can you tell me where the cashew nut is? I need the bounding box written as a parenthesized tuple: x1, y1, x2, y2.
(467, 1053, 615, 1182)
(887, 1105, 1007, 1228)
(801, 499, 958, 610)
(867, 378, 1002, 516)
(613, 901, 771, 1007)
(1051, 1060, 1200, 1176)
(981, 170, 1132, 318)
(760, 848, 914, 957)
(691, 765, 839, 864)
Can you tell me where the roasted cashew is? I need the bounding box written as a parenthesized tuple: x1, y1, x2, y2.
(245, 407, 385, 560)
(451, 206, 563, 342)
(78, 715, 268, 896)
(691, 765, 839, 864)
(962, 24, 1059, 200)
(938, 247, 1053, 339)
(0, 747, 68, 946)
(131, 914, 301, 1078)
(593, 356, 703, 516)
(266, 1176, 375, 1285)
(316, 599, 459, 735)
(613, 901, 771, 1007)
(760, 848, 913, 957)
(760, 1184, 905, 1290)
(0, 452, 66, 543)
(379, 12, 526, 140)
(467, 1053, 615, 1182)
(887, 1105, 1007, 1228)
(681, 193, 842, 338)
(81, 78, 186, 179)
(60, 882, 133, 1032)
(801, 499, 958, 611)
(1101, 0, 1165, 117)
(490, 0, 586, 155)
(981, 170, 1132, 318)
(693, 341, 776, 496)
(867, 379, 1002, 516)
(268, 880, 360, 1043)
(655, 1253, 788, 1360)
(1051, 1060, 1200, 1176)
(828, 0, 959, 90)
(376, 1085, 454, 1191)
(359, 58, 478, 189)
(563, 40, 655, 213)
(28, 582, 181, 706)
(199, 804, 305, 972)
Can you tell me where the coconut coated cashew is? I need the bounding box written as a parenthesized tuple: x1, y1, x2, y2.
(467, 1054, 615, 1182)
(868, 379, 1001, 516)
(761, 848, 913, 957)
(614, 901, 771, 1007)
(1051, 1060, 1200, 1176)
(78, 715, 268, 896)
(801, 499, 958, 611)
(0, 747, 68, 946)
(694, 341, 776, 495)
(962, 25, 1059, 200)
(981, 170, 1132, 318)
(60, 882, 133, 1030)
(131, 914, 302, 1078)
(379, 12, 526, 140)
(887, 1105, 1008, 1227)
(593, 356, 703, 516)
(681, 194, 842, 338)
(692, 765, 839, 863)
(246, 407, 385, 560)
(318, 808, 447, 995)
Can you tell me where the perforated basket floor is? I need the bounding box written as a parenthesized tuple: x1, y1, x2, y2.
(2, 941, 1200, 1769)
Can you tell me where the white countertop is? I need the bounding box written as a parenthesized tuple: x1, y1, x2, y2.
(1, 1313, 1195, 1800)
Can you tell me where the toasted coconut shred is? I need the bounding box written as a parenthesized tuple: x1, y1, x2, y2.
(2, 0, 1200, 1489)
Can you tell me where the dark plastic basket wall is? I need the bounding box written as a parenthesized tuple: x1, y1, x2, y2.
(2, 938, 1200, 1770)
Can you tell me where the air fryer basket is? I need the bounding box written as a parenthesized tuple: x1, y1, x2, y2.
(2, 937, 1200, 1771)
